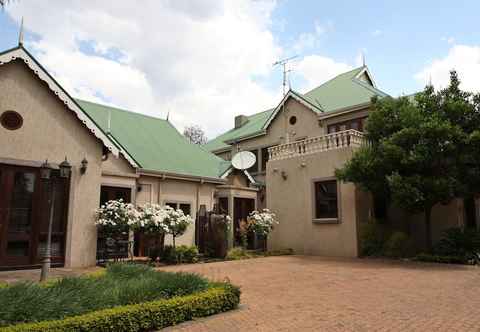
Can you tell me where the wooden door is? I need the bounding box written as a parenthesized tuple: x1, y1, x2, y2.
(0, 165, 40, 267)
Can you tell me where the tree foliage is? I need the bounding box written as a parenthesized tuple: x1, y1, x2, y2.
(183, 125, 208, 145)
(336, 71, 480, 251)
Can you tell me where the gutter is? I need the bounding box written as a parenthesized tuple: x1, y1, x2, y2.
(317, 102, 372, 121)
(138, 168, 227, 184)
(224, 130, 267, 145)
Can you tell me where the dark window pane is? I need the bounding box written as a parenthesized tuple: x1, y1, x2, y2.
(350, 120, 359, 131)
(248, 149, 258, 173)
(8, 172, 36, 232)
(165, 202, 177, 209)
(218, 197, 229, 214)
(314, 180, 338, 219)
(7, 241, 29, 256)
(179, 203, 191, 216)
(328, 125, 337, 134)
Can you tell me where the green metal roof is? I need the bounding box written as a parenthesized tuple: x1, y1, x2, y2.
(77, 99, 229, 179)
(303, 66, 388, 112)
(203, 108, 275, 152)
(204, 66, 388, 152)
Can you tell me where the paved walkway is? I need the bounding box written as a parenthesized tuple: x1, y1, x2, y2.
(160, 255, 480, 332)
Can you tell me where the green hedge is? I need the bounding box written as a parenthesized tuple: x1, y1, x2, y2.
(0, 284, 240, 332)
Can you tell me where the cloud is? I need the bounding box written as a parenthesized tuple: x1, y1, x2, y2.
(415, 44, 480, 92)
(441, 36, 456, 45)
(294, 55, 353, 91)
(291, 20, 330, 53)
(6, 0, 282, 137)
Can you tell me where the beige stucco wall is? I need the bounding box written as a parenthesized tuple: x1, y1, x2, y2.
(0, 60, 103, 268)
(135, 176, 217, 246)
(266, 147, 362, 257)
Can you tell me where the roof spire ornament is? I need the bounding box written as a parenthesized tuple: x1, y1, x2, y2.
(361, 51, 366, 67)
(166, 111, 170, 122)
(18, 17, 24, 46)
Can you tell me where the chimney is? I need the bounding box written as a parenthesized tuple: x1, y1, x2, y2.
(235, 115, 249, 129)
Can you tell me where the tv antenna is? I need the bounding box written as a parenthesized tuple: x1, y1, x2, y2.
(273, 55, 298, 96)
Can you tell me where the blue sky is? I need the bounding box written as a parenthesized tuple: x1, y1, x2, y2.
(1, 1, 480, 136)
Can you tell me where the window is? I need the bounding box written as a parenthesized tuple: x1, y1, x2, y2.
(1, 111, 23, 130)
(261, 146, 271, 172)
(289, 116, 297, 125)
(248, 149, 259, 173)
(179, 203, 191, 216)
(327, 117, 367, 134)
(165, 202, 192, 216)
(314, 180, 338, 219)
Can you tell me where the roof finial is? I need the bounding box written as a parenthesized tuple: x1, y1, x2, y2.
(361, 51, 366, 67)
(428, 74, 433, 87)
(166, 111, 170, 122)
(18, 17, 24, 46)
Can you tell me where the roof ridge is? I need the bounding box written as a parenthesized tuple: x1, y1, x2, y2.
(352, 78, 389, 97)
(304, 65, 365, 96)
(76, 98, 167, 122)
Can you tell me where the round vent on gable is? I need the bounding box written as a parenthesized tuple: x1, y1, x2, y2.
(289, 116, 297, 125)
(0, 111, 23, 130)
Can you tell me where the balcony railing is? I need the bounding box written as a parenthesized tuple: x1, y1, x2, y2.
(268, 129, 365, 161)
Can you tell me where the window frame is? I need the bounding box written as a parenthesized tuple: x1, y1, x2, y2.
(163, 201, 193, 217)
(327, 116, 367, 134)
(311, 177, 341, 224)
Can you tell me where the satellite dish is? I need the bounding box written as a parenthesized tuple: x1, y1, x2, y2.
(231, 151, 256, 170)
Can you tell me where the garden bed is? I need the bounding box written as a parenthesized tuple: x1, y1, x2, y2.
(0, 264, 240, 331)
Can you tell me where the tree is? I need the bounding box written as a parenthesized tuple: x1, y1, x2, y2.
(183, 125, 207, 145)
(336, 71, 480, 252)
(163, 206, 193, 248)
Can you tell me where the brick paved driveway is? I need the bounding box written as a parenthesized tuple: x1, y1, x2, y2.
(160, 255, 480, 332)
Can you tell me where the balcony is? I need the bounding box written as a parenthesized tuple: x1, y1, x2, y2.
(268, 129, 365, 161)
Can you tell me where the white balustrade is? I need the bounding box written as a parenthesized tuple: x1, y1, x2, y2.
(268, 129, 365, 161)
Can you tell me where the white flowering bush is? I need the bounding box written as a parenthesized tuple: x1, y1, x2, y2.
(95, 199, 140, 236)
(136, 203, 169, 235)
(247, 209, 278, 236)
(163, 206, 194, 248)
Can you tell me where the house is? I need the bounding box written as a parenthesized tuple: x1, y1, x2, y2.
(0, 45, 247, 269)
(206, 66, 480, 256)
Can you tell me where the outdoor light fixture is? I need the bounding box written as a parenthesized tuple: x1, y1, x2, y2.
(40, 157, 72, 282)
(59, 157, 72, 178)
(40, 159, 53, 180)
(80, 157, 88, 174)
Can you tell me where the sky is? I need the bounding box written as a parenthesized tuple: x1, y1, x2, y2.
(1, 0, 480, 138)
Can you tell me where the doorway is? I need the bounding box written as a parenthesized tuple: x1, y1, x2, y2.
(233, 197, 255, 247)
(0, 164, 69, 269)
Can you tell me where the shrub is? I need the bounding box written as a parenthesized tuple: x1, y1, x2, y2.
(160, 245, 199, 264)
(226, 247, 251, 260)
(434, 227, 480, 260)
(265, 248, 294, 256)
(414, 253, 472, 265)
(1, 284, 240, 332)
(0, 263, 209, 327)
(359, 221, 388, 256)
(175, 245, 199, 264)
(148, 247, 162, 262)
(384, 231, 413, 258)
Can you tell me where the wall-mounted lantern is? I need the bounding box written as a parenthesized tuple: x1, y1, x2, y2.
(40, 159, 53, 180)
(281, 170, 288, 180)
(80, 157, 88, 175)
(59, 157, 72, 178)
